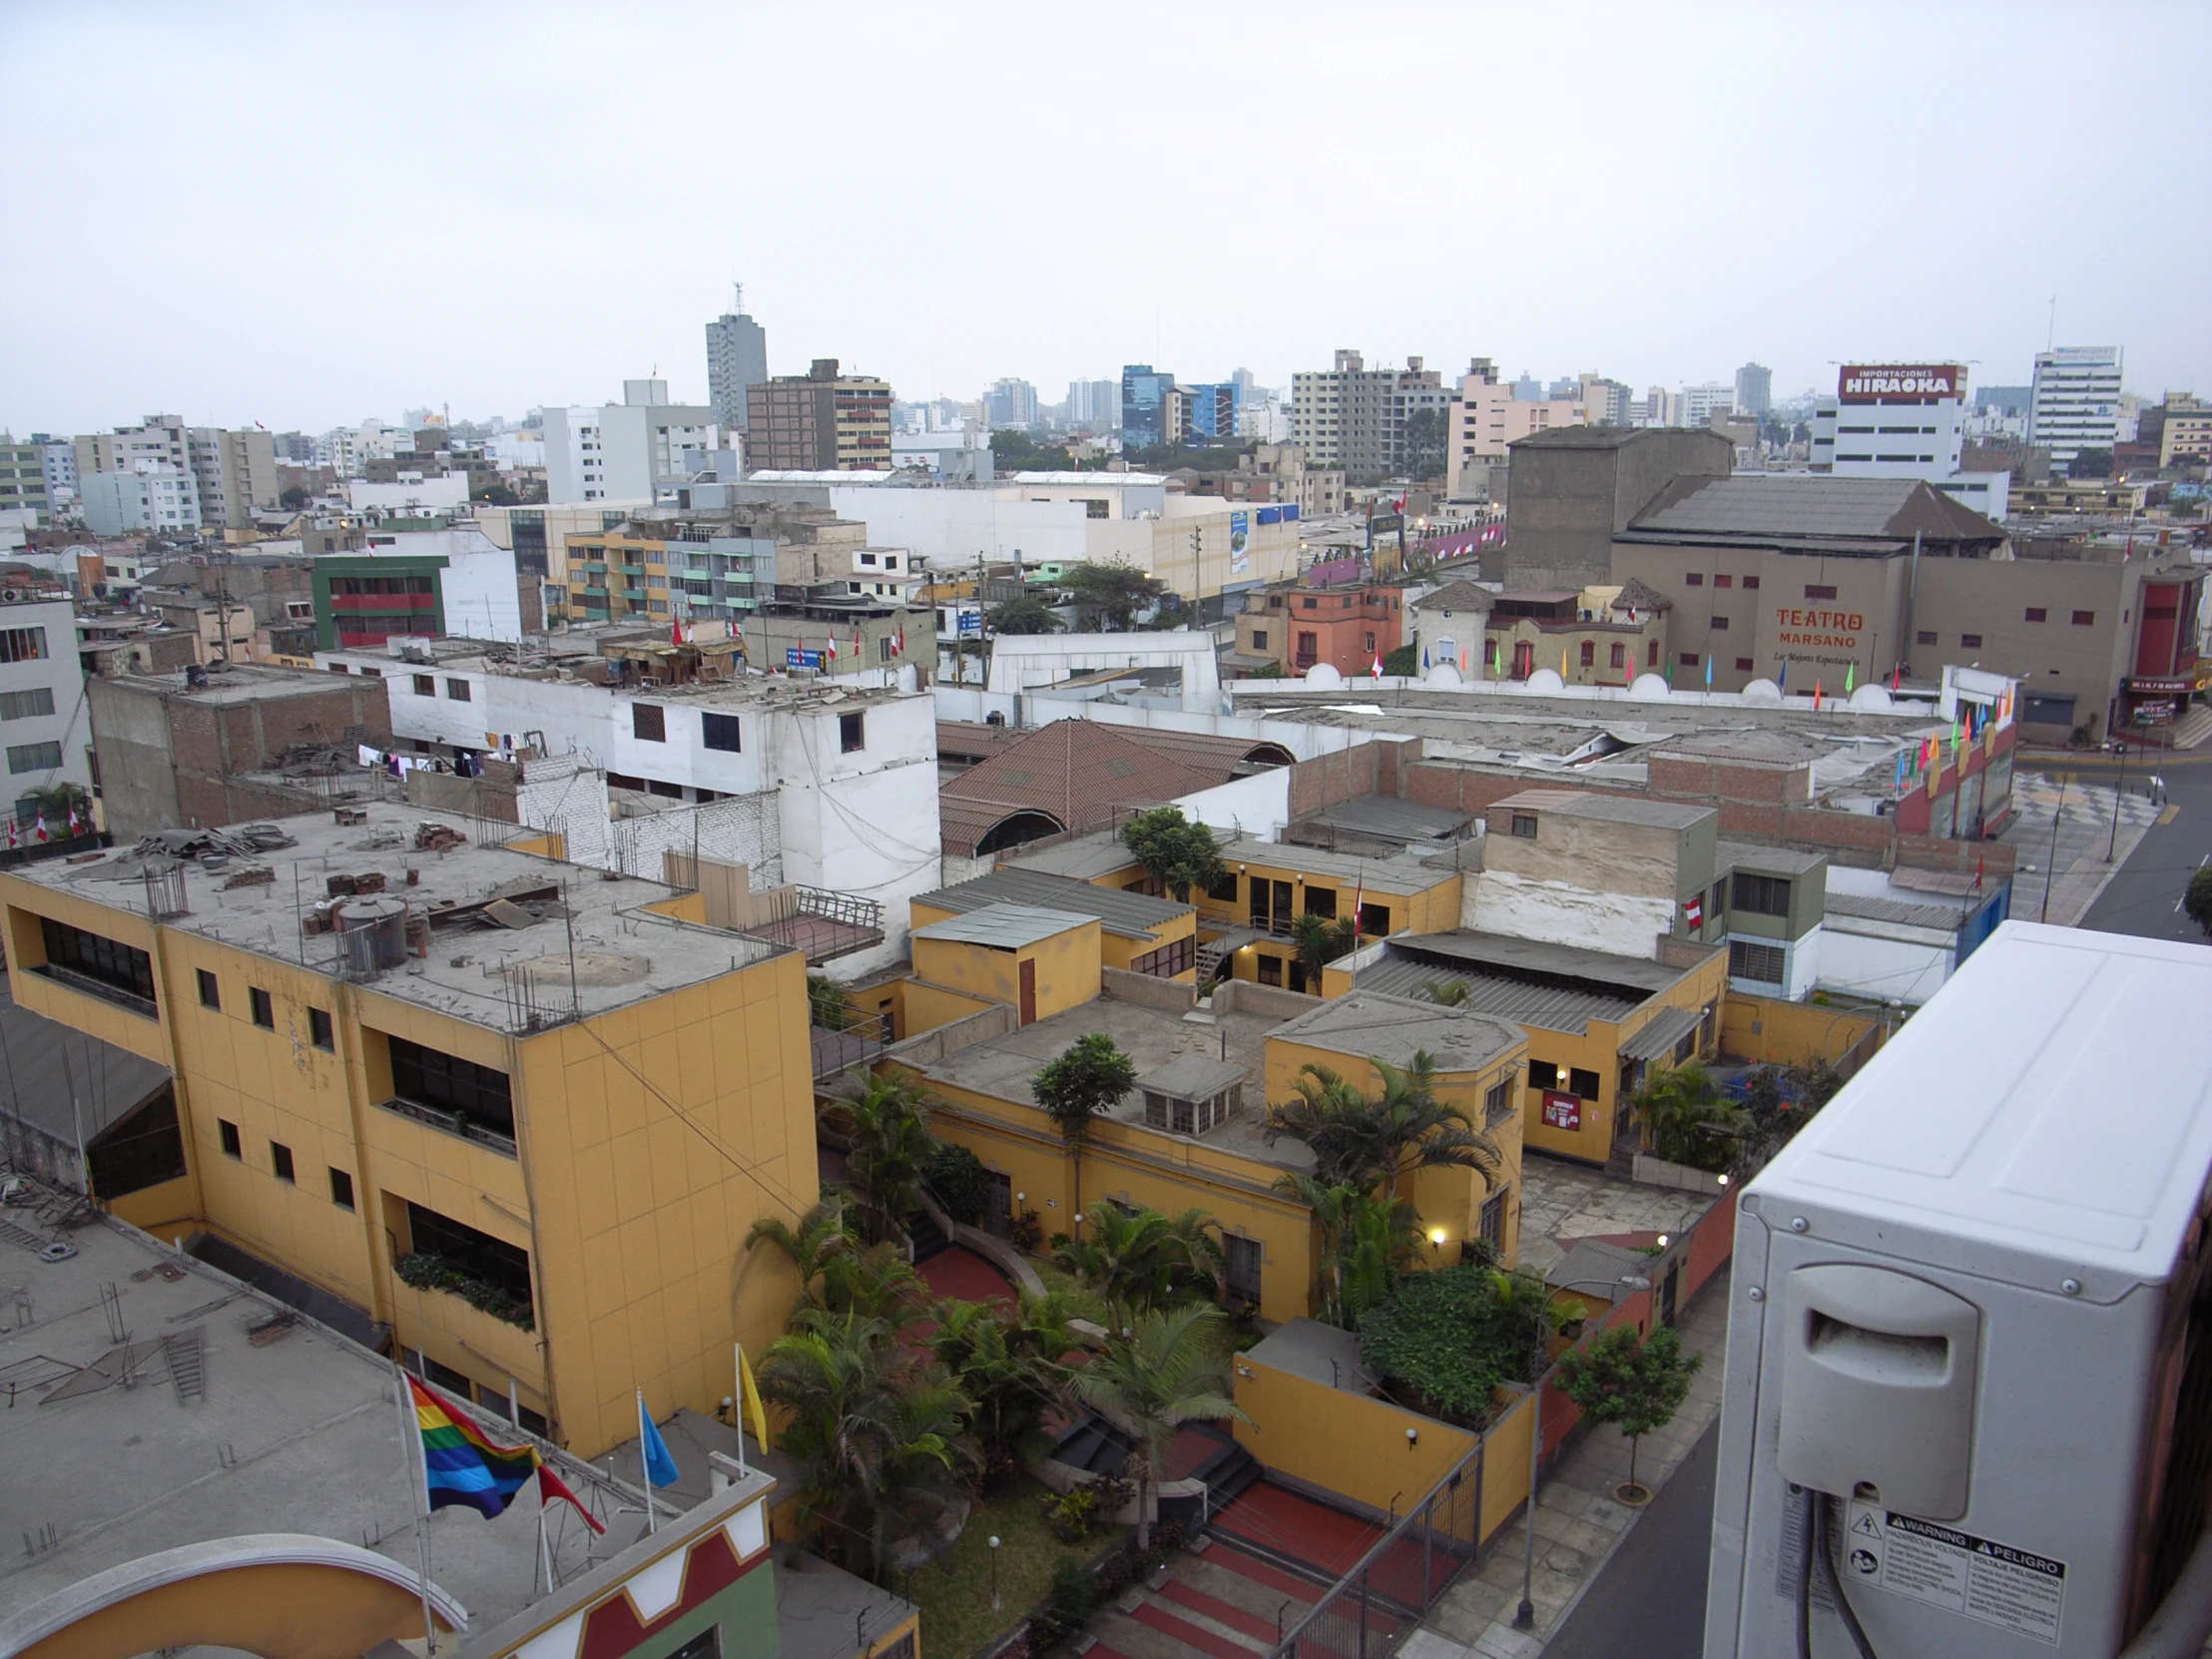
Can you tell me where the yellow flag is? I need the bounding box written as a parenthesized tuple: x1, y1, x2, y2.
(739, 1343, 773, 1450)
(1560, 644, 1569, 677)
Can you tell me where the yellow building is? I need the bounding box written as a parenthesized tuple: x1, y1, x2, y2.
(1191, 836, 1464, 993)
(910, 866, 1199, 983)
(892, 951, 1527, 1323)
(0, 802, 816, 1457)
(1326, 931, 1728, 1166)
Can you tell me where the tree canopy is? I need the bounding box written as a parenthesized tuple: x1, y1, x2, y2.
(1120, 807, 1225, 901)
(986, 596, 1064, 635)
(1553, 1322, 1701, 1494)
(1058, 560, 1166, 631)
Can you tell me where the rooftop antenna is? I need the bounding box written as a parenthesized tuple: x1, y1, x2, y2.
(2047, 295, 2057, 350)
(734, 279, 744, 314)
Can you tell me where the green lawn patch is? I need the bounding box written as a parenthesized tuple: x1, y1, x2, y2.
(899, 1483, 1124, 1659)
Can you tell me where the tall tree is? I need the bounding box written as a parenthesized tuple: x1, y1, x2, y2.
(837, 1071, 938, 1246)
(1059, 560, 1164, 631)
(1052, 1202, 1223, 1324)
(1032, 1033, 1137, 1219)
(986, 596, 1064, 635)
(1070, 1304, 1249, 1549)
(1289, 912, 1358, 987)
(1120, 807, 1226, 901)
(1266, 1052, 1503, 1201)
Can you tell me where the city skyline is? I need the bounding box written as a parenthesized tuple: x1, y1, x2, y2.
(3, 2, 2207, 435)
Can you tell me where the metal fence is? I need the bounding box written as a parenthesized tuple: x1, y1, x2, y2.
(1267, 1440, 1486, 1659)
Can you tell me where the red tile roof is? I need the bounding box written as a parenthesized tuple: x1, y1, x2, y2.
(938, 720, 1236, 855)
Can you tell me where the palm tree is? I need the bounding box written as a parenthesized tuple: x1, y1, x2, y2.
(1290, 912, 1359, 990)
(1367, 1052, 1503, 1202)
(1631, 1062, 1746, 1173)
(1272, 1172, 1418, 1329)
(745, 1202, 856, 1308)
(1053, 1203, 1223, 1324)
(837, 1071, 938, 1246)
(1072, 1304, 1250, 1549)
(760, 1308, 976, 1581)
(1265, 1064, 1385, 1190)
(1417, 978, 1471, 1006)
(747, 1205, 925, 1325)
(928, 1291, 1077, 1483)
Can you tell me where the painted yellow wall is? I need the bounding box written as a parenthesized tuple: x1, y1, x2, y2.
(1720, 992, 1882, 1070)
(1230, 1343, 1479, 1515)
(1518, 955, 1729, 1164)
(1203, 863, 1462, 989)
(901, 979, 1000, 1039)
(910, 919, 1101, 1023)
(1098, 909, 1198, 980)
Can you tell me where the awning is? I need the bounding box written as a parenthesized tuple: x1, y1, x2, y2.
(1618, 1006, 1704, 1062)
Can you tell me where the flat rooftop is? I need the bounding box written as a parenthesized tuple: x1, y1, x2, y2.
(1267, 990, 1524, 1073)
(7, 802, 783, 1032)
(1491, 789, 1715, 831)
(1218, 835, 1452, 897)
(915, 866, 1191, 941)
(1003, 830, 1143, 882)
(1715, 837, 1830, 876)
(99, 663, 376, 706)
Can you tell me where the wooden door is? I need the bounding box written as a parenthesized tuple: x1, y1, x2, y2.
(1018, 957, 1037, 1025)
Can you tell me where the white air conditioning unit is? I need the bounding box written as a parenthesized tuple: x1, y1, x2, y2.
(1705, 921, 2212, 1659)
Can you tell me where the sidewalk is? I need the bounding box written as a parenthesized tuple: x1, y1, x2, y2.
(1406, 1267, 1733, 1659)
(2001, 772, 2163, 927)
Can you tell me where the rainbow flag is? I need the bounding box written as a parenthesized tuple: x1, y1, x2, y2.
(410, 1376, 538, 1519)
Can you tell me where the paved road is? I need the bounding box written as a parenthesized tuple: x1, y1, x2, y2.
(2048, 748, 2212, 943)
(1543, 1421, 1720, 1659)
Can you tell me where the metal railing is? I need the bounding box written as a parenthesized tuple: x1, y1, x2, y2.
(1267, 1439, 1486, 1659)
(374, 1096, 519, 1158)
(794, 886, 883, 932)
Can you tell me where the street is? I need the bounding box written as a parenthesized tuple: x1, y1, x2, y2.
(2031, 748, 2212, 943)
(1542, 1422, 1719, 1659)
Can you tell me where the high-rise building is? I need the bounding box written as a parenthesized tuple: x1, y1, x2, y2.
(1576, 374, 1633, 428)
(1808, 362, 2008, 520)
(1735, 362, 1773, 418)
(1121, 364, 1175, 448)
(74, 417, 276, 529)
(2029, 346, 2126, 472)
(32, 434, 77, 507)
(543, 379, 720, 503)
(745, 358, 893, 472)
(1448, 358, 1587, 496)
(1289, 349, 1445, 481)
(1065, 379, 1119, 430)
(80, 461, 202, 536)
(1682, 382, 1736, 427)
(1178, 382, 1240, 442)
(705, 289, 769, 431)
(0, 435, 50, 519)
(983, 377, 1039, 429)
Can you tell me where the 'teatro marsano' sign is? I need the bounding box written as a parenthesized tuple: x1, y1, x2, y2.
(1775, 606, 1864, 649)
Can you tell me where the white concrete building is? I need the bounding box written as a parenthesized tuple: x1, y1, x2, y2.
(351, 525, 528, 643)
(315, 420, 410, 477)
(344, 473, 472, 516)
(1682, 382, 1736, 427)
(545, 381, 720, 504)
(319, 655, 941, 976)
(0, 596, 96, 813)
(2029, 345, 2126, 472)
(983, 631, 1221, 704)
(74, 418, 276, 529)
(79, 462, 202, 537)
(1809, 363, 2011, 520)
(890, 429, 993, 483)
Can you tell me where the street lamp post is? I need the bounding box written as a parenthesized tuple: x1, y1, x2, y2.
(989, 1534, 1001, 1611)
(2041, 773, 2068, 923)
(2107, 739, 2130, 863)
(1512, 1274, 1652, 1632)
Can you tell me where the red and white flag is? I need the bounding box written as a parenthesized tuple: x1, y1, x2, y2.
(894, 625, 905, 654)
(5, 819, 16, 849)
(851, 627, 862, 659)
(1372, 654, 1383, 680)
(34, 814, 48, 843)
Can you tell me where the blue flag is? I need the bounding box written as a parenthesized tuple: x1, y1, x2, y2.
(1777, 660, 1787, 692)
(1704, 654, 1713, 690)
(640, 1396, 680, 1487)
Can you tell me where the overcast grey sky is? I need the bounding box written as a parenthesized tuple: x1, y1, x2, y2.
(4, 1, 2206, 435)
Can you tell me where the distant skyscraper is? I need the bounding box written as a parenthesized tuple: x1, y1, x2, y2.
(705, 287, 769, 432)
(1066, 379, 1117, 429)
(1121, 365, 1175, 447)
(983, 378, 1038, 428)
(1682, 382, 1736, 426)
(2029, 346, 2125, 472)
(1735, 362, 1773, 418)
(1511, 371, 1543, 401)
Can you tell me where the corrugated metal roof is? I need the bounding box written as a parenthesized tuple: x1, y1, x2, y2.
(1825, 892, 1965, 930)
(916, 866, 1190, 940)
(1349, 957, 1642, 1035)
(1394, 930, 1682, 992)
(1618, 1006, 1704, 1061)
(1267, 991, 1524, 1071)
(911, 903, 1096, 949)
(1294, 797, 1474, 842)
(1628, 475, 2000, 542)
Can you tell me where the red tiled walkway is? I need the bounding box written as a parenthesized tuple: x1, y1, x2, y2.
(1131, 1602, 1254, 1659)
(1211, 1483, 1435, 1610)
(915, 1245, 1016, 1307)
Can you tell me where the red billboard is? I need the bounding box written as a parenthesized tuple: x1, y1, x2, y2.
(1838, 364, 1964, 402)
(1542, 1091, 1582, 1132)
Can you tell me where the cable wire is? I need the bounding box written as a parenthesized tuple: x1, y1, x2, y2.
(1814, 1490, 1882, 1659)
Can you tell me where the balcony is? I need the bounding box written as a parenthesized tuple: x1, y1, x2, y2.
(31, 963, 158, 1019)
(741, 886, 884, 965)
(375, 1095, 518, 1158)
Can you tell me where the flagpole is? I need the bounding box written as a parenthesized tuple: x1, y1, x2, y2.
(538, 1499, 554, 1594)
(396, 1365, 439, 1656)
(638, 1387, 657, 1533)
(735, 1344, 749, 1476)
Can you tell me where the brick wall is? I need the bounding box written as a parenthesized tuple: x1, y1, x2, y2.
(1285, 738, 1424, 819)
(1896, 834, 2017, 879)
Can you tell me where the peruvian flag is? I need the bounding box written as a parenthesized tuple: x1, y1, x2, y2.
(67, 805, 81, 836)
(5, 818, 15, 849)
(825, 634, 837, 661)
(34, 814, 48, 842)
(1352, 873, 1366, 945)
(672, 614, 684, 646)
(852, 627, 862, 659)
(1372, 654, 1383, 680)
(893, 625, 905, 655)
(536, 1463, 604, 1535)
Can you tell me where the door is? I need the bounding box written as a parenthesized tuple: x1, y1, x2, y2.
(1018, 958, 1037, 1025)
(984, 1171, 1012, 1235)
(1659, 1262, 1680, 1328)
(1511, 641, 1534, 680)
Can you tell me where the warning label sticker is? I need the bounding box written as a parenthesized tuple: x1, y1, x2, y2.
(1846, 1502, 2066, 1646)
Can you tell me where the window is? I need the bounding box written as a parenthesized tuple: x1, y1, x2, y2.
(412, 674, 435, 696)
(250, 987, 274, 1028)
(1610, 642, 1626, 669)
(1736, 657, 1754, 672)
(1579, 641, 1594, 667)
(271, 1141, 294, 1183)
(197, 969, 220, 1009)
(0, 627, 47, 663)
(839, 712, 865, 753)
(632, 703, 666, 742)
(1915, 630, 1936, 646)
(1529, 1059, 1560, 1091)
(1484, 1079, 1513, 1127)
(1647, 641, 1660, 667)
(1510, 814, 1538, 838)
(1568, 1067, 1600, 1099)
(1730, 939, 1786, 983)
(878, 634, 895, 662)
(1713, 574, 1733, 589)
(309, 1007, 333, 1050)
(1206, 869, 1239, 901)
(1224, 1234, 1262, 1306)
(329, 1167, 355, 1209)
(1960, 634, 1982, 649)
(1142, 1081, 1236, 1135)
(1742, 575, 1761, 589)
(1479, 1189, 1506, 1249)
(8, 742, 62, 774)
(1256, 954, 1283, 986)
(445, 679, 470, 701)
(1364, 631, 1377, 654)
(1732, 871, 1792, 916)
(1804, 585, 1838, 601)
(1251, 628, 1268, 650)
(1684, 572, 1703, 586)
(666, 1631, 723, 1659)
(405, 1200, 533, 1326)
(387, 1035, 515, 1138)
(2024, 607, 2047, 623)
(1679, 652, 1700, 667)
(219, 1119, 242, 1159)
(1710, 615, 1729, 631)
(37, 916, 156, 1007)
(0, 688, 55, 721)
(1129, 936, 1195, 978)
(702, 712, 742, 753)
(2072, 610, 2095, 626)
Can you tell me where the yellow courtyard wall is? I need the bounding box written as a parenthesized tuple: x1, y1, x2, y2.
(1230, 1343, 1479, 1518)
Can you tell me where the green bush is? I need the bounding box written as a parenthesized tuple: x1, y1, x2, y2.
(1357, 1263, 1551, 1426)
(924, 1141, 990, 1225)
(1030, 1556, 1095, 1652)
(395, 1252, 534, 1329)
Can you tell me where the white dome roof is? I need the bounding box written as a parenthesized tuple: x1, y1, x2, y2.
(1424, 663, 1464, 688)
(1524, 668, 1565, 693)
(1741, 678, 1783, 702)
(1847, 684, 1895, 712)
(1303, 663, 1345, 688)
(1628, 673, 1672, 701)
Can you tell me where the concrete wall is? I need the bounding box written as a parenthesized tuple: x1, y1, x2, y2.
(1462, 870, 1676, 959)
(1172, 768, 1291, 839)
(1719, 992, 1885, 1068)
(1505, 431, 1730, 590)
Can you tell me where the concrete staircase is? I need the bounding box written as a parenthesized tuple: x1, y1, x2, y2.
(2168, 703, 2212, 751)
